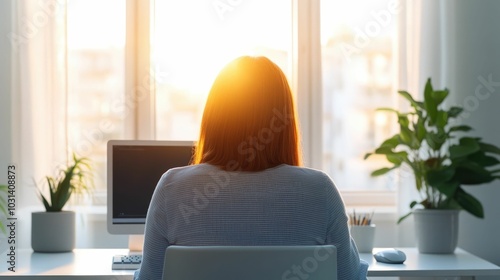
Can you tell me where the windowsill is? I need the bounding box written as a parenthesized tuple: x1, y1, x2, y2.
(70, 205, 107, 222)
(342, 190, 396, 207)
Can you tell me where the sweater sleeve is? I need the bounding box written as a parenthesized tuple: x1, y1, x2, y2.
(322, 174, 366, 280)
(134, 173, 171, 280)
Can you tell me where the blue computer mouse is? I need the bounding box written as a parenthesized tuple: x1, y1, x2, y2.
(373, 248, 406, 264)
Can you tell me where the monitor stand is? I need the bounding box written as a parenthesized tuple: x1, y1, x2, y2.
(128, 235, 144, 252)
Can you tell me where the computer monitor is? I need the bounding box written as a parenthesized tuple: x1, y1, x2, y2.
(107, 140, 195, 237)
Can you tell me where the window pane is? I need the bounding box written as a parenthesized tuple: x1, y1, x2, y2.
(67, 0, 126, 201)
(321, 0, 397, 192)
(153, 0, 292, 140)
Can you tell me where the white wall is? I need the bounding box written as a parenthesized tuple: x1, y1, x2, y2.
(445, 0, 500, 270)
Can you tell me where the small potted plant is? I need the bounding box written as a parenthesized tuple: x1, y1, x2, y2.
(32, 153, 93, 252)
(365, 78, 500, 253)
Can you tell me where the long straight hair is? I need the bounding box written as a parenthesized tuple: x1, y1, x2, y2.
(193, 56, 302, 171)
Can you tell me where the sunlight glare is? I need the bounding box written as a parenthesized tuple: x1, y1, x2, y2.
(153, 0, 291, 96)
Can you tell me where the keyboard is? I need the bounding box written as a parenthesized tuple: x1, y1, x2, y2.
(112, 254, 142, 270)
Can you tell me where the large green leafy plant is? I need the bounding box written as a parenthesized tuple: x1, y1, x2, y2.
(36, 154, 93, 212)
(365, 78, 500, 223)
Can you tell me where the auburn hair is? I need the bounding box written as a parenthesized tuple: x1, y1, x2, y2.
(192, 56, 302, 171)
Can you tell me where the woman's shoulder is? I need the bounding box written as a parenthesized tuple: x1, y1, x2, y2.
(275, 164, 332, 179)
(161, 163, 215, 179)
(266, 165, 335, 188)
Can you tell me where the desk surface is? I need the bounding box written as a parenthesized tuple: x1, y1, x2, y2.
(1, 247, 499, 279)
(1, 249, 134, 279)
(360, 248, 500, 277)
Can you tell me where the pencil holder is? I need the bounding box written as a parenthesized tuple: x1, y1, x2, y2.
(350, 224, 376, 253)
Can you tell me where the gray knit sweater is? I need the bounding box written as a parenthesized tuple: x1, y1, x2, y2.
(134, 163, 368, 280)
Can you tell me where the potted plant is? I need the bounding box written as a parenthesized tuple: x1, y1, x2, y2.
(32, 153, 93, 252)
(364, 78, 500, 253)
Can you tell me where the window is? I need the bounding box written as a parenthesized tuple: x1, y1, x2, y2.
(67, 0, 397, 208)
(320, 0, 398, 207)
(67, 0, 126, 203)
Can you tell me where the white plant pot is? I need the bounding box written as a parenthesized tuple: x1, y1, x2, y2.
(31, 211, 76, 252)
(350, 225, 376, 253)
(413, 209, 460, 254)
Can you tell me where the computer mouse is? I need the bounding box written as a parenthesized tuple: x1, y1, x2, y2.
(373, 248, 406, 264)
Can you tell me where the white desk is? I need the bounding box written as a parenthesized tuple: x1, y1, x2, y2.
(1, 248, 499, 279)
(360, 248, 500, 279)
(1, 249, 134, 279)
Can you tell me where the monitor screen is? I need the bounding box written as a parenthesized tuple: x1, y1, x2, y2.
(107, 140, 194, 235)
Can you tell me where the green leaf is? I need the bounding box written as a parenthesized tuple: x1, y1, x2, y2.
(455, 188, 484, 218)
(415, 117, 427, 142)
(424, 79, 438, 124)
(386, 151, 409, 166)
(371, 167, 397, 177)
(435, 110, 448, 129)
(479, 142, 500, 155)
(398, 115, 410, 127)
(397, 211, 413, 224)
(431, 89, 449, 107)
(449, 137, 480, 159)
(409, 201, 418, 208)
(46, 177, 56, 210)
(413, 168, 424, 191)
(397, 200, 420, 224)
(380, 134, 401, 149)
(398, 90, 424, 109)
(37, 188, 52, 211)
(427, 167, 455, 185)
(454, 161, 495, 185)
(468, 151, 500, 167)
(449, 125, 472, 133)
(376, 107, 400, 114)
(400, 126, 420, 149)
(448, 106, 464, 118)
(375, 146, 394, 155)
(427, 167, 459, 197)
(434, 180, 460, 198)
(426, 131, 446, 151)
